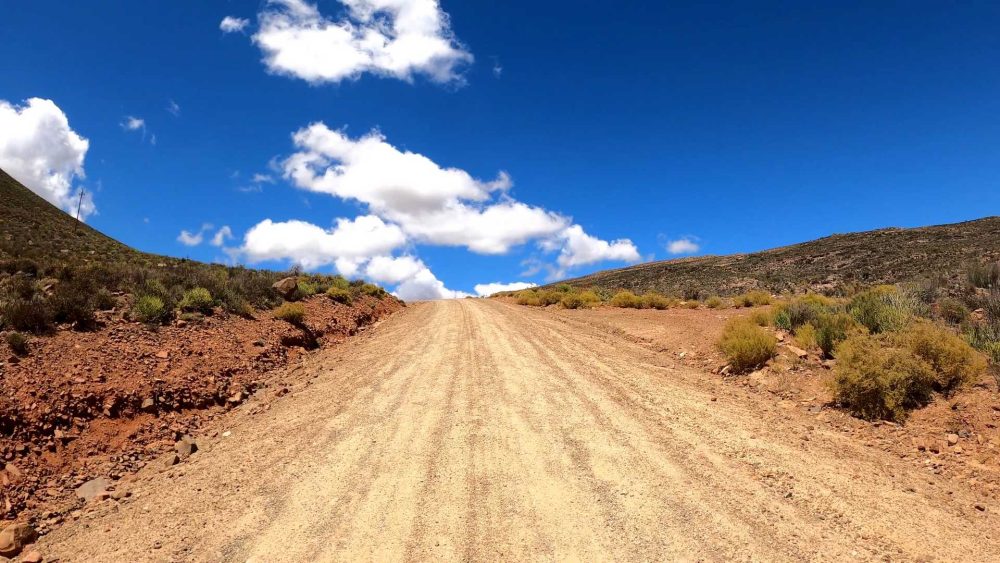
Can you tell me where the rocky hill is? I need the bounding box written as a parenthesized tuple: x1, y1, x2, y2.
(557, 217, 1000, 297)
(0, 168, 149, 264)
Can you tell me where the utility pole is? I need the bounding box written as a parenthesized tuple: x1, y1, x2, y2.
(74, 189, 85, 231)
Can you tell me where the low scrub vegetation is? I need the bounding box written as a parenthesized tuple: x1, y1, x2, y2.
(847, 285, 918, 334)
(830, 332, 936, 422)
(131, 295, 168, 325)
(610, 291, 645, 309)
(6, 331, 28, 355)
(830, 321, 986, 421)
(326, 287, 353, 304)
(561, 290, 601, 309)
(179, 287, 214, 314)
(718, 318, 777, 373)
(0, 258, 390, 333)
(734, 291, 772, 308)
(273, 302, 305, 325)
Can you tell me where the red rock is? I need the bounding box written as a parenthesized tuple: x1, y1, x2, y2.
(0, 522, 37, 557)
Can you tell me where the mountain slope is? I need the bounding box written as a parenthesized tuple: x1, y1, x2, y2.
(0, 167, 151, 263)
(558, 217, 1000, 296)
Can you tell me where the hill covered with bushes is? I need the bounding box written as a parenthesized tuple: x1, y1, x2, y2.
(555, 217, 1000, 298)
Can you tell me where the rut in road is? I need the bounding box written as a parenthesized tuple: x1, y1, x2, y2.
(41, 300, 999, 562)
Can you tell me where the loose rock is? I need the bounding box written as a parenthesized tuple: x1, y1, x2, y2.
(75, 477, 111, 502)
(0, 522, 37, 557)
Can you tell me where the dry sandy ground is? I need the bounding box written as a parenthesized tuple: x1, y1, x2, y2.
(38, 300, 998, 562)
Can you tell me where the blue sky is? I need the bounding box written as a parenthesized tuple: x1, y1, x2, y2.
(2, 1, 999, 298)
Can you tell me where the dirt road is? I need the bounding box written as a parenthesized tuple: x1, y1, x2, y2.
(40, 300, 998, 561)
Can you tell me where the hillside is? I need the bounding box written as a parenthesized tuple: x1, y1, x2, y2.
(0, 168, 152, 264)
(557, 217, 1000, 297)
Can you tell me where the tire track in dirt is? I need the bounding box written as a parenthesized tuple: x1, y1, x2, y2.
(37, 300, 1000, 562)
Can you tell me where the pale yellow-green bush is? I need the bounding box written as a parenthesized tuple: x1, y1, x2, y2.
(899, 320, 986, 393)
(561, 290, 601, 309)
(610, 291, 644, 309)
(830, 332, 935, 422)
(642, 292, 674, 310)
(734, 290, 772, 307)
(717, 317, 777, 373)
(274, 302, 305, 325)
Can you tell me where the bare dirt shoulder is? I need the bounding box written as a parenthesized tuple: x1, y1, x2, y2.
(549, 303, 1000, 506)
(0, 294, 403, 529)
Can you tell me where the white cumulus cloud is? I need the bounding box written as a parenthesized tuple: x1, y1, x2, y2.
(250, 0, 472, 85)
(364, 254, 426, 285)
(363, 254, 467, 300)
(220, 16, 250, 33)
(393, 263, 470, 301)
(0, 97, 94, 220)
(474, 281, 536, 297)
(666, 237, 700, 255)
(550, 224, 640, 270)
(240, 215, 407, 273)
(282, 124, 568, 254)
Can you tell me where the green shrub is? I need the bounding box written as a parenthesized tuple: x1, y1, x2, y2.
(680, 300, 700, 309)
(274, 302, 305, 325)
(296, 280, 319, 298)
(0, 296, 54, 333)
(705, 296, 723, 309)
(359, 283, 387, 299)
(968, 261, 1000, 290)
(179, 287, 214, 314)
(326, 286, 353, 304)
(773, 307, 792, 331)
(132, 295, 169, 325)
(966, 319, 1000, 365)
(748, 308, 773, 327)
(329, 276, 350, 291)
(936, 297, 969, 325)
(48, 290, 98, 330)
(830, 332, 935, 422)
(561, 290, 600, 309)
(848, 285, 915, 334)
(815, 312, 861, 358)
(717, 318, 777, 373)
(900, 320, 986, 393)
(94, 288, 117, 311)
(734, 290, 772, 307)
(794, 322, 818, 351)
(610, 291, 644, 309)
(642, 292, 674, 310)
(6, 331, 28, 355)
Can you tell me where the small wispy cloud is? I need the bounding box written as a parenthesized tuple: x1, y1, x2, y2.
(220, 16, 250, 34)
(166, 99, 181, 117)
(665, 237, 701, 255)
(210, 225, 233, 247)
(177, 223, 213, 246)
(121, 115, 156, 144)
(121, 116, 145, 131)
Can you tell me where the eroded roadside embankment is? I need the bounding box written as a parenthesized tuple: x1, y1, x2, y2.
(0, 294, 403, 527)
